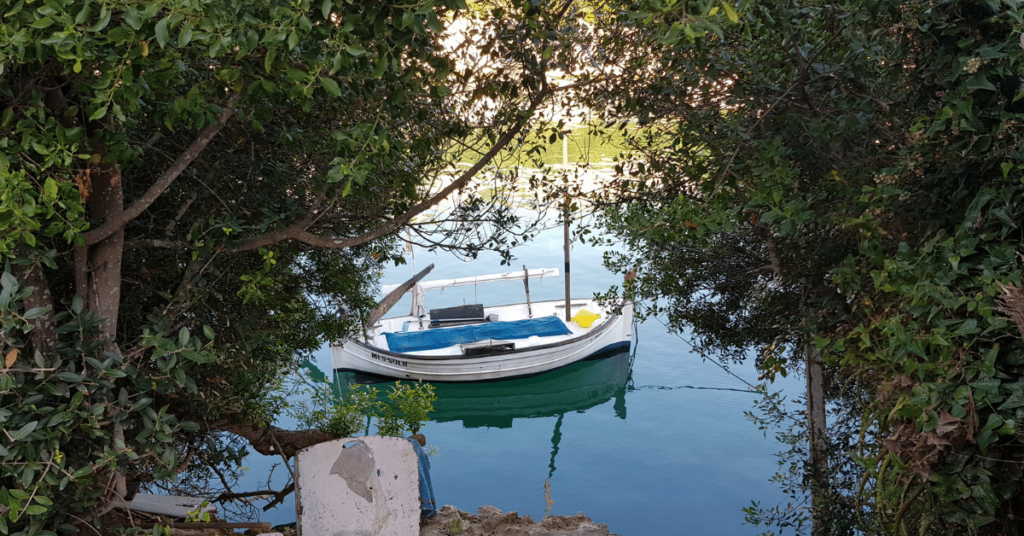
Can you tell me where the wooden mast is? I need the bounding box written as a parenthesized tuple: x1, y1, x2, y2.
(564, 199, 571, 322)
(523, 265, 533, 318)
(563, 138, 571, 322)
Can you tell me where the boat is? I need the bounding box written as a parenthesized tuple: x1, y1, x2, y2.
(331, 265, 633, 382)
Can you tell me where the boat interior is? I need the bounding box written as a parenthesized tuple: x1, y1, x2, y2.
(365, 299, 612, 356)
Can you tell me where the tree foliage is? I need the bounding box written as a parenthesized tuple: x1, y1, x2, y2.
(0, 0, 656, 530)
(589, 0, 1024, 533)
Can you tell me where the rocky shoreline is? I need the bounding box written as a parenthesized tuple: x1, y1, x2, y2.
(419, 505, 619, 536)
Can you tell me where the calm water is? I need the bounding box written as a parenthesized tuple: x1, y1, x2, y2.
(238, 224, 801, 534)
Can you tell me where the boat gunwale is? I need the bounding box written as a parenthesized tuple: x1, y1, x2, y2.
(336, 341, 632, 384)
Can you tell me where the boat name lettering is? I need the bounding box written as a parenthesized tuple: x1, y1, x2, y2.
(371, 352, 408, 367)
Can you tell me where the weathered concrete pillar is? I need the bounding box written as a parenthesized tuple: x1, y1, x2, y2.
(295, 436, 422, 536)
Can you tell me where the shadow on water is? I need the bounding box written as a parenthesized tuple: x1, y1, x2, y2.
(326, 350, 633, 430)
(324, 350, 634, 491)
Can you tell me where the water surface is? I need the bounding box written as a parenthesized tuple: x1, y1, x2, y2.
(240, 224, 800, 535)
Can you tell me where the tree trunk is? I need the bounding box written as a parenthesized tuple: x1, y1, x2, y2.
(86, 158, 125, 347)
(82, 150, 129, 515)
(12, 263, 57, 357)
(806, 344, 828, 535)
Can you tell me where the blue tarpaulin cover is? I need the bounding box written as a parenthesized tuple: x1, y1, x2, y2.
(406, 438, 437, 519)
(384, 316, 572, 353)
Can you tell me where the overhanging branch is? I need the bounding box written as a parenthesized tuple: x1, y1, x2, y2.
(207, 419, 335, 458)
(83, 93, 242, 246)
(226, 89, 552, 254)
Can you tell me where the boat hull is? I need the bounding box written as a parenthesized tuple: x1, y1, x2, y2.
(332, 303, 633, 383)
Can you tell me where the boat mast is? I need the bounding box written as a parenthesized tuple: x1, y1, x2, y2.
(523, 265, 533, 318)
(563, 140, 571, 322)
(564, 207, 571, 322)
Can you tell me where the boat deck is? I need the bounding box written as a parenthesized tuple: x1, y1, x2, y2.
(367, 299, 607, 356)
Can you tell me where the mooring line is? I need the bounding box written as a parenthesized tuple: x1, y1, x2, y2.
(629, 384, 754, 393)
(633, 303, 794, 420)
(645, 307, 760, 391)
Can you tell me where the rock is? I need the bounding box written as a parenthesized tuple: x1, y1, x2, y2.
(495, 526, 529, 536)
(420, 505, 618, 536)
(483, 510, 522, 533)
(478, 505, 503, 523)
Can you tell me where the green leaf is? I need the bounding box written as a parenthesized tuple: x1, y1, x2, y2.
(372, 56, 388, 78)
(181, 350, 214, 363)
(161, 447, 177, 467)
(55, 372, 83, 382)
(89, 105, 108, 121)
(30, 17, 55, 29)
(963, 74, 996, 92)
(155, 16, 170, 48)
(998, 393, 1024, 410)
(0, 273, 15, 292)
(287, 31, 299, 51)
(260, 78, 278, 93)
(320, 77, 341, 96)
(130, 397, 153, 412)
(74, 2, 92, 24)
(10, 421, 37, 441)
(264, 48, 277, 73)
(345, 44, 366, 56)
(178, 23, 193, 47)
(321, 0, 332, 20)
(88, 7, 111, 32)
(9, 489, 29, 500)
(23, 307, 49, 320)
(43, 178, 58, 199)
(123, 8, 142, 30)
(203, 325, 215, 340)
(720, 0, 739, 23)
(426, 11, 444, 33)
(178, 327, 190, 347)
(23, 505, 46, 516)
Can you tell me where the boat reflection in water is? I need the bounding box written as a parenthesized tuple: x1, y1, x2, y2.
(333, 350, 632, 429)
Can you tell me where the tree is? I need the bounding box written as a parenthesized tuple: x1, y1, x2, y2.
(587, 0, 1024, 533)
(0, 0, 624, 531)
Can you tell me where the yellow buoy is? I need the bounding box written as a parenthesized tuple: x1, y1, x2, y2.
(571, 309, 600, 328)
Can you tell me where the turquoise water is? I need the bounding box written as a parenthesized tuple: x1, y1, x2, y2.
(238, 224, 801, 534)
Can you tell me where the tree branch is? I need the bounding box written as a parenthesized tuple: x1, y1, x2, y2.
(207, 419, 335, 458)
(260, 483, 295, 512)
(226, 89, 552, 254)
(124, 239, 189, 250)
(83, 94, 241, 246)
